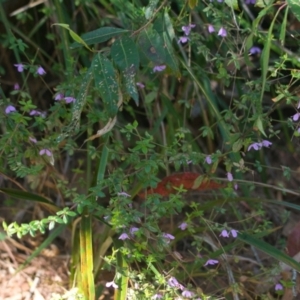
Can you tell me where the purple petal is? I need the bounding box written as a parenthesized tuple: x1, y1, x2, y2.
(230, 229, 238, 238)
(178, 222, 188, 230)
(136, 82, 145, 88)
(14, 64, 24, 72)
(220, 229, 229, 238)
(227, 172, 233, 182)
(5, 105, 17, 114)
(208, 24, 215, 33)
(119, 233, 129, 240)
(218, 27, 227, 37)
(37, 66, 46, 75)
(153, 65, 166, 72)
(29, 137, 37, 143)
(64, 96, 76, 103)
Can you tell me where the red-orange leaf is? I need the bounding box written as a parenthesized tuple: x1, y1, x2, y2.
(139, 172, 223, 199)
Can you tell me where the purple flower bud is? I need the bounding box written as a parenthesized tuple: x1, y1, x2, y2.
(182, 290, 194, 298)
(162, 233, 175, 240)
(292, 113, 300, 121)
(153, 65, 166, 72)
(204, 259, 219, 266)
(230, 229, 238, 238)
(136, 82, 145, 88)
(29, 137, 37, 143)
(275, 283, 283, 291)
(130, 227, 139, 235)
(54, 93, 64, 101)
(178, 222, 188, 230)
(14, 83, 20, 90)
(5, 105, 17, 114)
(119, 233, 129, 240)
(30, 110, 42, 116)
(167, 277, 180, 288)
(64, 96, 76, 104)
(218, 27, 227, 37)
(261, 140, 272, 147)
(14, 64, 24, 72)
(39, 149, 52, 156)
(37, 66, 46, 75)
(182, 24, 196, 36)
(227, 172, 233, 182)
(178, 36, 189, 44)
(208, 24, 215, 33)
(249, 46, 261, 55)
(220, 229, 230, 238)
(205, 155, 212, 164)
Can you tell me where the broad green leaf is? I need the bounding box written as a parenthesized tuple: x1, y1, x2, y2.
(153, 11, 179, 75)
(92, 53, 119, 117)
(138, 26, 166, 65)
(111, 35, 139, 71)
(145, 0, 159, 20)
(225, 0, 239, 10)
(71, 27, 129, 49)
(52, 23, 92, 51)
(238, 232, 300, 272)
(188, 0, 198, 9)
(287, 0, 300, 22)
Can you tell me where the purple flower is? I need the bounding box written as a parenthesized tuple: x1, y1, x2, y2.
(205, 155, 212, 164)
(167, 277, 184, 289)
(30, 110, 42, 116)
(247, 142, 262, 151)
(245, 0, 256, 4)
(227, 172, 233, 182)
(230, 229, 238, 238)
(14, 83, 20, 90)
(178, 222, 188, 230)
(208, 24, 215, 33)
(162, 233, 175, 241)
(39, 149, 52, 156)
(117, 191, 131, 197)
(54, 93, 64, 101)
(234, 183, 238, 190)
(182, 290, 194, 298)
(220, 229, 230, 238)
(119, 233, 129, 240)
(14, 63, 24, 72)
(204, 259, 219, 266)
(218, 27, 227, 37)
(130, 227, 139, 235)
(275, 283, 283, 291)
(37, 66, 46, 75)
(249, 46, 261, 55)
(64, 96, 76, 104)
(136, 82, 145, 88)
(151, 294, 163, 299)
(153, 65, 166, 72)
(182, 24, 196, 36)
(29, 137, 37, 143)
(106, 281, 118, 289)
(5, 105, 17, 114)
(178, 36, 189, 44)
(293, 112, 300, 121)
(261, 140, 272, 147)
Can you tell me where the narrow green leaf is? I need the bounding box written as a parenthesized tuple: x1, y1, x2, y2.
(238, 232, 300, 272)
(225, 0, 239, 10)
(280, 6, 289, 44)
(123, 67, 139, 105)
(254, 116, 267, 137)
(92, 53, 119, 117)
(287, 0, 300, 22)
(111, 35, 140, 71)
(145, 0, 159, 20)
(71, 27, 129, 49)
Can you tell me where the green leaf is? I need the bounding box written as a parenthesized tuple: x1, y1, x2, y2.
(188, 0, 198, 9)
(232, 139, 243, 152)
(238, 232, 300, 272)
(225, 0, 239, 10)
(287, 0, 300, 22)
(92, 53, 119, 117)
(123, 66, 139, 105)
(145, 0, 159, 20)
(254, 116, 267, 137)
(111, 35, 140, 71)
(71, 27, 129, 49)
(138, 26, 166, 65)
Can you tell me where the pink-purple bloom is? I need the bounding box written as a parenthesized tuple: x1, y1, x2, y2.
(227, 172, 233, 182)
(5, 105, 17, 114)
(37, 66, 46, 75)
(248, 140, 272, 151)
(106, 281, 118, 289)
(136, 82, 145, 88)
(178, 222, 188, 230)
(218, 27, 227, 37)
(231, 229, 238, 238)
(178, 36, 189, 44)
(208, 24, 215, 33)
(130, 227, 139, 235)
(292, 112, 300, 121)
(153, 65, 166, 72)
(119, 233, 129, 240)
(182, 24, 196, 36)
(14, 63, 24, 72)
(167, 277, 184, 289)
(14, 83, 20, 90)
(220, 229, 230, 238)
(249, 46, 261, 55)
(30, 110, 42, 116)
(39, 149, 52, 156)
(29, 137, 37, 143)
(204, 259, 219, 266)
(163, 233, 175, 243)
(205, 155, 212, 164)
(64, 96, 76, 104)
(182, 290, 194, 298)
(54, 93, 64, 101)
(275, 283, 283, 291)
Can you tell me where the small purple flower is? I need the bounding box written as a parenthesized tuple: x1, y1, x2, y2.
(208, 24, 215, 33)
(29, 137, 37, 143)
(227, 172, 233, 182)
(220, 229, 230, 238)
(37, 66, 46, 75)
(245, 0, 256, 4)
(14, 83, 20, 90)
(178, 36, 189, 44)
(234, 183, 238, 190)
(117, 191, 131, 197)
(5, 105, 17, 114)
(153, 65, 166, 72)
(247, 142, 262, 151)
(292, 112, 300, 121)
(130, 227, 139, 235)
(205, 155, 212, 164)
(136, 82, 145, 88)
(178, 222, 188, 230)
(119, 233, 129, 240)
(151, 294, 163, 299)
(39, 149, 52, 156)
(163, 233, 175, 241)
(168, 277, 181, 288)
(14, 63, 24, 72)
(30, 110, 42, 116)
(182, 290, 194, 298)
(230, 229, 238, 238)
(54, 93, 64, 101)
(182, 24, 196, 36)
(64, 96, 76, 104)
(106, 281, 118, 289)
(261, 140, 272, 147)
(218, 27, 227, 37)
(204, 259, 219, 266)
(249, 46, 261, 55)
(275, 283, 283, 291)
